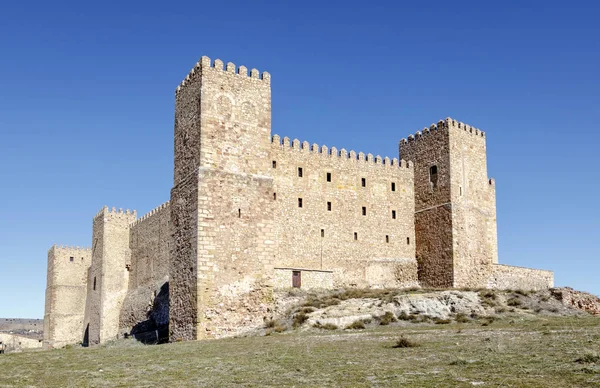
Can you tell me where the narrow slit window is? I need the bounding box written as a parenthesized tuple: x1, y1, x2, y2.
(391, 182, 396, 191)
(273, 193, 277, 200)
(272, 160, 277, 168)
(362, 206, 367, 216)
(327, 201, 332, 211)
(298, 167, 303, 177)
(429, 165, 438, 188)
(354, 232, 358, 240)
(93, 277, 97, 291)
(326, 172, 331, 182)
(392, 210, 396, 219)
(407, 237, 410, 245)
(321, 229, 325, 238)
(238, 209, 241, 218)
(361, 177, 366, 187)
(386, 235, 389, 243)
(298, 198, 303, 208)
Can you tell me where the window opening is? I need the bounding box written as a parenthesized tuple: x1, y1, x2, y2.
(298, 198, 303, 208)
(361, 177, 366, 187)
(93, 277, 97, 291)
(272, 160, 276, 168)
(321, 229, 325, 238)
(362, 206, 366, 216)
(391, 182, 396, 191)
(273, 193, 277, 200)
(69, 256, 74, 262)
(386, 235, 389, 243)
(392, 210, 396, 219)
(354, 232, 358, 240)
(407, 237, 410, 245)
(327, 202, 332, 211)
(238, 209, 241, 218)
(326, 172, 331, 182)
(298, 167, 303, 177)
(430, 165, 438, 188)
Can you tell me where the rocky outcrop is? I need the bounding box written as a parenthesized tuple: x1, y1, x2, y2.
(551, 287, 600, 315)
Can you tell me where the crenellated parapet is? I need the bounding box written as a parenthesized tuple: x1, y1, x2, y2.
(49, 244, 92, 253)
(175, 56, 270, 94)
(131, 201, 170, 227)
(271, 134, 412, 169)
(400, 117, 485, 145)
(93, 206, 137, 221)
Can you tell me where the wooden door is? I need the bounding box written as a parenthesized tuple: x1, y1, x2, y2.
(292, 271, 301, 288)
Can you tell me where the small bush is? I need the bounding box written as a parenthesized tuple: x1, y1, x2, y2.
(274, 324, 287, 333)
(298, 306, 316, 314)
(264, 320, 276, 329)
(495, 307, 507, 314)
(514, 290, 529, 296)
(455, 313, 470, 323)
(480, 290, 497, 300)
(293, 312, 309, 328)
(540, 296, 550, 302)
(397, 311, 411, 321)
(346, 320, 366, 330)
(507, 298, 522, 307)
(64, 344, 73, 350)
(534, 307, 543, 313)
(449, 358, 468, 366)
(392, 336, 419, 348)
(379, 311, 397, 325)
(575, 351, 600, 364)
(434, 318, 452, 325)
(313, 322, 338, 330)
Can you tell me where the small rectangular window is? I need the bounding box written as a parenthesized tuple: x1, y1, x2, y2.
(391, 182, 396, 191)
(272, 160, 277, 168)
(361, 178, 366, 187)
(326, 172, 331, 182)
(354, 232, 358, 240)
(392, 210, 396, 219)
(69, 256, 74, 262)
(298, 167, 303, 177)
(386, 235, 389, 243)
(327, 202, 332, 211)
(298, 198, 303, 208)
(273, 193, 277, 200)
(407, 237, 410, 245)
(362, 206, 366, 216)
(321, 229, 325, 238)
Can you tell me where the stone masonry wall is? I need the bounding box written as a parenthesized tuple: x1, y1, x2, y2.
(400, 124, 453, 287)
(170, 56, 275, 340)
(274, 268, 334, 290)
(83, 207, 136, 345)
(447, 120, 498, 288)
(119, 202, 171, 332)
(488, 264, 554, 290)
(270, 138, 418, 289)
(43, 245, 91, 348)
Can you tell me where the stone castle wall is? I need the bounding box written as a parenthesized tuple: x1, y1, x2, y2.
(270, 137, 418, 288)
(119, 202, 171, 332)
(43, 245, 91, 348)
(488, 264, 554, 291)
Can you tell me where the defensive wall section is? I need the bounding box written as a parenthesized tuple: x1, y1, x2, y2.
(270, 136, 418, 289)
(488, 264, 554, 291)
(119, 201, 171, 336)
(43, 245, 91, 349)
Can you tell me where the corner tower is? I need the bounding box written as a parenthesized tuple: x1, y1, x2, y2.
(399, 118, 498, 288)
(170, 57, 276, 340)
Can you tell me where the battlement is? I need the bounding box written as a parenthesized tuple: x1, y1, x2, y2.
(271, 134, 413, 170)
(48, 244, 92, 254)
(93, 206, 137, 220)
(131, 201, 170, 227)
(400, 117, 485, 145)
(175, 56, 271, 94)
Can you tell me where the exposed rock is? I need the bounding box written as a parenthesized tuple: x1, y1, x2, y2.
(551, 287, 600, 315)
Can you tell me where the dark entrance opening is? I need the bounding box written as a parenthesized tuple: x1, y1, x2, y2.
(82, 324, 89, 347)
(292, 270, 301, 288)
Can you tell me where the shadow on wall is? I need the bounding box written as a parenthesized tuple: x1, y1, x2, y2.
(129, 282, 170, 344)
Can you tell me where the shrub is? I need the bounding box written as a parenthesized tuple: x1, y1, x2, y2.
(299, 306, 316, 314)
(514, 290, 529, 296)
(455, 313, 470, 323)
(264, 319, 276, 329)
(274, 324, 287, 333)
(379, 311, 397, 325)
(392, 336, 419, 348)
(293, 312, 309, 328)
(540, 296, 550, 302)
(480, 290, 497, 300)
(397, 311, 411, 321)
(313, 322, 338, 330)
(434, 318, 452, 324)
(346, 320, 366, 330)
(481, 316, 496, 327)
(449, 358, 468, 366)
(495, 307, 507, 314)
(507, 298, 522, 307)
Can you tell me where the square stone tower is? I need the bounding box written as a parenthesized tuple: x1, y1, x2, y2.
(169, 57, 276, 340)
(399, 118, 498, 288)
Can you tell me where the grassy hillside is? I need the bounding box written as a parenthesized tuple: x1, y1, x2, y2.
(1, 314, 598, 387)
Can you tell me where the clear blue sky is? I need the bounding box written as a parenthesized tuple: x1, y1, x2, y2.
(1, 1, 598, 318)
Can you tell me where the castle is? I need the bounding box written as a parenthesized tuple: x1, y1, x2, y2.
(43, 55, 554, 349)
